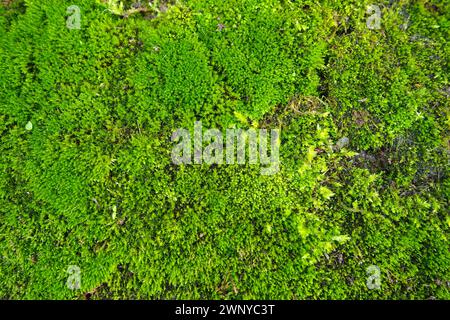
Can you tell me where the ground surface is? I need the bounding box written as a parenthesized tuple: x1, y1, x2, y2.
(0, 0, 449, 299)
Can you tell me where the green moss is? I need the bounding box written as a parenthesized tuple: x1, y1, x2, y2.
(0, 0, 448, 299)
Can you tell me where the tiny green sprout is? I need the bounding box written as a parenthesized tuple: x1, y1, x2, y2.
(112, 205, 117, 220)
(25, 121, 33, 131)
